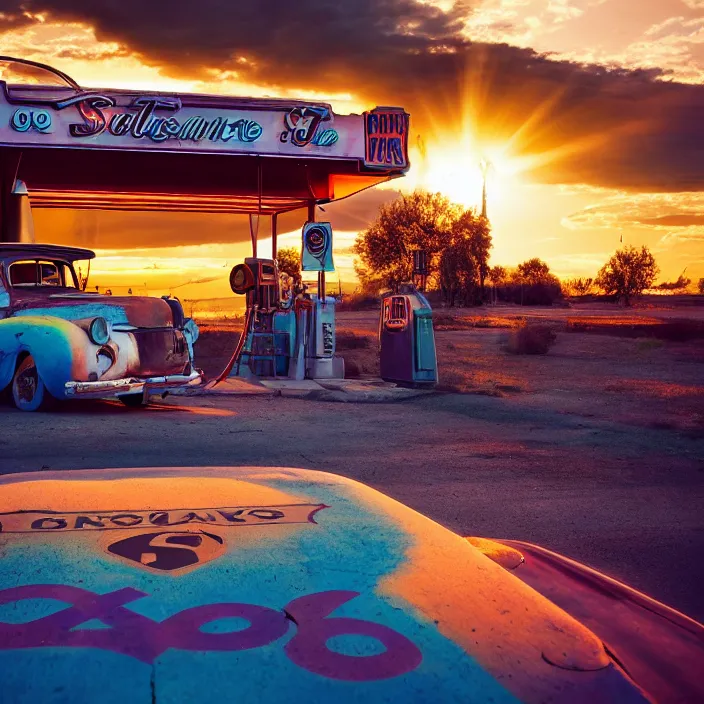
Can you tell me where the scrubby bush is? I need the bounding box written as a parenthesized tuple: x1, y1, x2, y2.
(655, 275, 691, 293)
(565, 277, 595, 296)
(494, 281, 563, 306)
(506, 324, 557, 355)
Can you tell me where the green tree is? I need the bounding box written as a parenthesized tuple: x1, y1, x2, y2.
(354, 190, 458, 289)
(454, 209, 492, 296)
(508, 259, 563, 305)
(595, 245, 659, 304)
(355, 190, 491, 306)
(513, 258, 557, 285)
(439, 209, 492, 306)
(487, 265, 507, 286)
(439, 238, 478, 306)
(276, 247, 301, 282)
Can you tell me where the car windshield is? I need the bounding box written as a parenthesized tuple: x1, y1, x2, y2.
(8, 260, 78, 289)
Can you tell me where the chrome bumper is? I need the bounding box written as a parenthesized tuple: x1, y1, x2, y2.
(65, 370, 203, 399)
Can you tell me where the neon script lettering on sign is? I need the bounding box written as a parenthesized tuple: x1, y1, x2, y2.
(106, 98, 263, 144)
(280, 107, 338, 147)
(0, 586, 422, 681)
(9, 92, 263, 145)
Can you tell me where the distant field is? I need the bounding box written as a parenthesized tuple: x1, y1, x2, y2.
(183, 297, 245, 322)
(193, 302, 704, 440)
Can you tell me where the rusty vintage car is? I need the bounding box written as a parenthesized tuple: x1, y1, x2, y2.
(0, 243, 201, 410)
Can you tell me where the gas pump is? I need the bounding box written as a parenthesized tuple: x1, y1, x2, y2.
(379, 251, 438, 387)
(221, 221, 344, 381)
(300, 221, 343, 380)
(226, 257, 292, 378)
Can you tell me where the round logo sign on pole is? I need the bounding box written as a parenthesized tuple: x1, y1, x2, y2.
(301, 222, 334, 272)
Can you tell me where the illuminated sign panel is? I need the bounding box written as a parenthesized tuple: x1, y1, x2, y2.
(364, 108, 409, 169)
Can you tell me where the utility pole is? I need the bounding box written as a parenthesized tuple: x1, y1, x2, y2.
(479, 159, 490, 220)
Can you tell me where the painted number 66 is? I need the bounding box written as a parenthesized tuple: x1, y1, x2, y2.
(11, 108, 52, 133)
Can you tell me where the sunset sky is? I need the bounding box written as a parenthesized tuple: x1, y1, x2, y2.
(1, 0, 702, 298)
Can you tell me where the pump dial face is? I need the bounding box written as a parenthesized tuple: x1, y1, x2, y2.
(230, 264, 255, 294)
(305, 227, 327, 256)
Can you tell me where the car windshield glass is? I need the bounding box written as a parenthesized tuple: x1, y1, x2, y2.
(8, 260, 77, 288)
(39, 262, 61, 286)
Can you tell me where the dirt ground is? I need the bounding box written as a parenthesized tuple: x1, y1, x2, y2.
(0, 302, 702, 621)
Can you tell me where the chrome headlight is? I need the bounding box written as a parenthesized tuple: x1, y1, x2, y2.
(88, 317, 110, 345)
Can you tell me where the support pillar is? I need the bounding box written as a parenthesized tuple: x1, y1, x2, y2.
(0, 150, 22, 243)
(248, 214, 258, 258)
(308, 201, 325, 301)
(271, 213, 278, 260)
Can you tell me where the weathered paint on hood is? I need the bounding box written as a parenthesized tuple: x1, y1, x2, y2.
(0, 466, 650, 703)
(12, 291, 173, 327)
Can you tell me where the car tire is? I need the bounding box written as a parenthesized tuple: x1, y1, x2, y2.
(119, 392, 148, 408)
(11, 355, 57, 412)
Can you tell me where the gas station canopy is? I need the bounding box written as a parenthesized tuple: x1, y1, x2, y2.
(0, 57, 410, 216)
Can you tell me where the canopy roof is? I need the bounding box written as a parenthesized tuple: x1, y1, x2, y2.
(0, 242, 95, 261)
(0, 57, 410, 215)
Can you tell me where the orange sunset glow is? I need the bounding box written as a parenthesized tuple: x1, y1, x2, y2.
(1, 1, 702, 299)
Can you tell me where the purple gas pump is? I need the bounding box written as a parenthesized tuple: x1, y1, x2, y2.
(379, 251, 438, 387)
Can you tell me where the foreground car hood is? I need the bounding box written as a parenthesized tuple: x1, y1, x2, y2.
(0, 466, 656, 703)
(12, 291, 173, 327)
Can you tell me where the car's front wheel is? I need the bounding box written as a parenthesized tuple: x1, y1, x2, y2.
(12, 355, 56, 412)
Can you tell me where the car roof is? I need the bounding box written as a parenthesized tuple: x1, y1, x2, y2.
(0, 243, 95, 262)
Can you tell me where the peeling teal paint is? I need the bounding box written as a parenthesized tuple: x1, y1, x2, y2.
(14, 303, 132, 326)
(0, 316, 75, 397)
(0, 483, 518, 703)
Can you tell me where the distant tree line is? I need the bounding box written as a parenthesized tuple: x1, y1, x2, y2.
(486, 259, 563, 306)
(354, 190, 700, 307)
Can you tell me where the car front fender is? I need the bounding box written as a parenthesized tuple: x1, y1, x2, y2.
(466, 536, 704, 704)
(0, 316, 83, 398)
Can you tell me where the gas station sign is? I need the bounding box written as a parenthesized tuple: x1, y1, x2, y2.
(0, 87, 368, 160)
(364, 107, 409, 169)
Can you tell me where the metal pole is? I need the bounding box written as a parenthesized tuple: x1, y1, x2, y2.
(249, 214, 258, 258)
(308, 201, 325, 302)
(0, 151, 22, 243)
(271, 212, 278, 260)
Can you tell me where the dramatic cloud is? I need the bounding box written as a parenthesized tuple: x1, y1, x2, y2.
(563, 192, 704, 230)
(2, 0, 702, 193)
